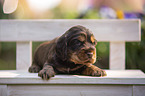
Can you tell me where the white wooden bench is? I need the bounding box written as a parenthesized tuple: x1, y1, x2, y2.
(0, 19, 145, 96)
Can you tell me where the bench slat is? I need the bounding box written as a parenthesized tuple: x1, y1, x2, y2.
(110, 42, 125, 70)
(16, 42, 32, 70)
(0, 19, 141, 42)
(7, 85, 132, 96)
(0, 85, 7, 96)
(133, 85, 145, 96)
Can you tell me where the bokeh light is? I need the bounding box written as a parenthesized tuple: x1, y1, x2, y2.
(26, 0, 61, 13)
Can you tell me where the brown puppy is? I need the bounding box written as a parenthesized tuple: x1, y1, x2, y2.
(29, 25, 107, 79)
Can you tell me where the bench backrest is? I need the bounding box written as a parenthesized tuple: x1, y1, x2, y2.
(0, 19, 141, 70)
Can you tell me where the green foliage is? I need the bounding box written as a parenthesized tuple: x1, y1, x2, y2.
(0, 42, 16, 70)
(95, 42, 109, 69)
(80, 10, 100, 19)
(51, 7, 78, 19)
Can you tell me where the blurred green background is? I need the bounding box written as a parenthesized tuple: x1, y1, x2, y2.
(0, 0, 145, 72)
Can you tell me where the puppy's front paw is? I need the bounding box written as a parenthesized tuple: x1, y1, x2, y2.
(92, 69, 107, 77)
(38, 69, 55, 80)
(29, 65, 41, 73)
(82, 65, 107, 77)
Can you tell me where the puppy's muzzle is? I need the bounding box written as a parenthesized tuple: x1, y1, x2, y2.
(85, 47, 96, 57)
(79, 46, 96, 58)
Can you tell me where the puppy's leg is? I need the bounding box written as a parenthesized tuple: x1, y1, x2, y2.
(81, 65, 107, 77)
(29, 63, 41, 73)
(38, 63, 55, 80)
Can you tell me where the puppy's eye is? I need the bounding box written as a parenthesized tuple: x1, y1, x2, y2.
(72, 39, 83, 46)
(93, 40, 97, 45)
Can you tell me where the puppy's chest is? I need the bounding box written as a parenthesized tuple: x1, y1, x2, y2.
(55, 65, 84, 74)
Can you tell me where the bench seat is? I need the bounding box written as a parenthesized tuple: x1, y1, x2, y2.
(0, 70, 145, 96)
(0, 70, 145, 84)
(0, 19, 144, 96)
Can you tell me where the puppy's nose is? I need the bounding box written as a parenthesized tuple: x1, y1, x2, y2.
(87, 52, 93, 58)
(86, 47, 95, 58)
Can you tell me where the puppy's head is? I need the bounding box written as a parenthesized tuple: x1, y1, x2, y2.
(56, 25, 97, 65)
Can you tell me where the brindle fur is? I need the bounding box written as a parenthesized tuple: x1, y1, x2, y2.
(29, 25, 107, 80)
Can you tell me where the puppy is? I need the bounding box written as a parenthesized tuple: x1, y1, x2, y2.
(29, 25, 107, 80)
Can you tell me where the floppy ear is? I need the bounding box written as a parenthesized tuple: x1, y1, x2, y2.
(56, 35, 67, 61)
